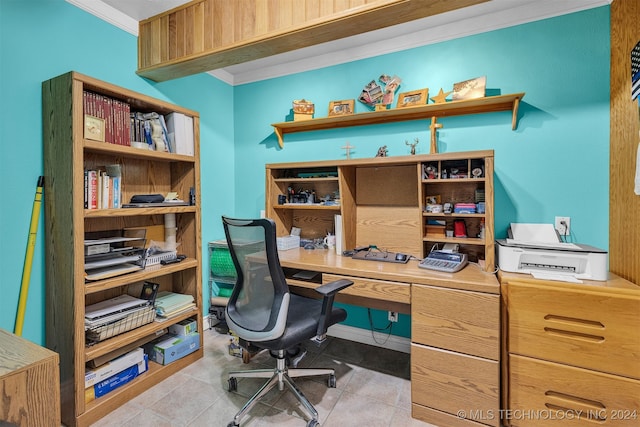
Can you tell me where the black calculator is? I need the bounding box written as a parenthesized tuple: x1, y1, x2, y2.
(418, 251, 468, 273)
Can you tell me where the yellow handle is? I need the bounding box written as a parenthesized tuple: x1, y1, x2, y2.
(15, 177, 44, 336)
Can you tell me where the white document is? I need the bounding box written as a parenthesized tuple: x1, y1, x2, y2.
(510, 223, 558, 242)
(85, 294, 148, 320)
(507, 223, 581, 250)
(334, 214, 343, 254)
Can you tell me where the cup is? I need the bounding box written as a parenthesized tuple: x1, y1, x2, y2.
(323, 234, 336, 249)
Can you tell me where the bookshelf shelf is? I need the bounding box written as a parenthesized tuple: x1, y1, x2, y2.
(84, 206, 197, 218)
(43, 71, 203, 427)
(84, 139, 196, 162)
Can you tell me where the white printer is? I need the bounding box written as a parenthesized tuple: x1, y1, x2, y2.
(496, 223, 608, 282)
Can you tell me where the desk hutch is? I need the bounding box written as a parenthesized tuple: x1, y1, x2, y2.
(266, 152, 501, 426)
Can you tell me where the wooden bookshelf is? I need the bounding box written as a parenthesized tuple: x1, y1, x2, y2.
(42, 71, 202, 427)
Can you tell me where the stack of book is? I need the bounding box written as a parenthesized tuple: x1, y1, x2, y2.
(154, 291, 196, 319)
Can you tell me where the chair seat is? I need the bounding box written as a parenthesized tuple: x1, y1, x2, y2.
(250, 294, 346, 351)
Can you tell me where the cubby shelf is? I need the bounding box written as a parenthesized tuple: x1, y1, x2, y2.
(272, 92, 524, 147)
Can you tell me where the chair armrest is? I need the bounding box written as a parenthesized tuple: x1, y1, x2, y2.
(313, 279, 353, 344)
(315, 279, 353, 297)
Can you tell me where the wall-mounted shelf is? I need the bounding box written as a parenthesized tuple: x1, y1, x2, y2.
(271, 92, 525, 148)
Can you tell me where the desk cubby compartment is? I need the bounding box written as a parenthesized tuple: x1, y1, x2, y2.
(267, 166, 341, 240)
(420, 154, 493, 269)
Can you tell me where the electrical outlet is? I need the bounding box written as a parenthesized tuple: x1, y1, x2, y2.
(554, 216, 571, 236)
(388, 311, 398, 322)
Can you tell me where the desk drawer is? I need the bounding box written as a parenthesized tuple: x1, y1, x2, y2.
(507, 281, 640, 379)
(412, 284, 499, 360)
(412, 343, 500, 427)
(322, 273, 410, 305)
(509, 354, 640, 427)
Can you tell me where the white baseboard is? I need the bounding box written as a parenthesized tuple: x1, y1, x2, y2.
(327, 324, 410, 354)
(202, 314, 211, 330)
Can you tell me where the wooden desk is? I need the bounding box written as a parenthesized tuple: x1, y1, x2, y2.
(278, 248, 501, 427)
(0, 328, 61, 427)
(499, 271, 640, 427)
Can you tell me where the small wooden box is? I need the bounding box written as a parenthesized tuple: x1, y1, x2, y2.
(293, 112, 313, 121)
(425, 225, 446, 236)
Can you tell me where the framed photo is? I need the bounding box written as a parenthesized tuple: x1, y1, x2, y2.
(452, 76, 486, 101)
(396, 88, 428, 108)
(84, 115, 105, 142)
(328, 99, 355, 116)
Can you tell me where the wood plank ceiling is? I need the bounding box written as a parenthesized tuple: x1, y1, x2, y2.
(137, 0, 488, 82)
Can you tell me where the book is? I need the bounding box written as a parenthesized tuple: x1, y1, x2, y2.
(87, 170, 98, 209)
(105, 164, 122, 208)
(166, 112, 194, 156)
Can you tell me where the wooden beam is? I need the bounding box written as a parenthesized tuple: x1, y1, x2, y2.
(137, 0, 488, 82)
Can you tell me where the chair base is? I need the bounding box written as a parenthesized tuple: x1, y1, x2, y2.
(227, 349, 335, 427)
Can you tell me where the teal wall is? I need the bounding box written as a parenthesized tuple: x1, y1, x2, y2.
(0, 0, 234, 344)
(0, 1, 610, 344)
(232, 7, 610, 334)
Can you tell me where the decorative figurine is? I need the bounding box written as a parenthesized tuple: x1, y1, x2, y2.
(375, 146, 388, 157)
(342, 141, 355, 159)
(406, 138, 419, 155)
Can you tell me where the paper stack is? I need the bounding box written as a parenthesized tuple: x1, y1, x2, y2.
(85, 294, 151, 330)
(155, 291, 195, 318)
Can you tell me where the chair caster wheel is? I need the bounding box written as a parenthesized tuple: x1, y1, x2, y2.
(227, 422, 239, 427)
(327, 374, 336, 388)
(228, 377, 237, 392)
(307, 420, 319, 427)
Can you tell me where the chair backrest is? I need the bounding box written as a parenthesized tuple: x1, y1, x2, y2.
(222, 216, 290, 342)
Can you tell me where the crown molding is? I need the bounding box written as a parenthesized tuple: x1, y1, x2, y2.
(69, 0, 611, 86)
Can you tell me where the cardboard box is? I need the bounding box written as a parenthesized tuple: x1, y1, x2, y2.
(168, 318, 198, 336)
(85, 347, 144, 388)
(148, 333, 200, 365)
(85, 354, 148, 403)
(123, 224, 165, 248)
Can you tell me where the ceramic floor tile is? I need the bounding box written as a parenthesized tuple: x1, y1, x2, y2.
(87, 329, 444, 427)
(322, 390, 397, 427)
(343, 364, 407, 407)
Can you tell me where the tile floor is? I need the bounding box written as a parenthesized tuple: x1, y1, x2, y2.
(89, 327, 437, 427)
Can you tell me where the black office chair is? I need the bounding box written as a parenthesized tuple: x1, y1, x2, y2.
(221, 216, 353, 427)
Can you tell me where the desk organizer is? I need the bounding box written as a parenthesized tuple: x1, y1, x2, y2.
(86, 306, 156, 344)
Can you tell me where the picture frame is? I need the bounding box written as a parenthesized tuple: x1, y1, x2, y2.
(396, 88, 428, 108)
(84, 115, 105, 142)
(452, 76, 486, 101)
(328, 99, 355, 116)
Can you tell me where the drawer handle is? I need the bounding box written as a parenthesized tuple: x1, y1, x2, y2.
(544, 314, 604, 329)
(545, 391, 606, 422)
(543, 327, 605, 342)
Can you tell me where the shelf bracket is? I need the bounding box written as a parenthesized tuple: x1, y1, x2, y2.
(274, 127, 284, 149)
(511, 96, 521, 130)
(429, 117, 443, 154)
